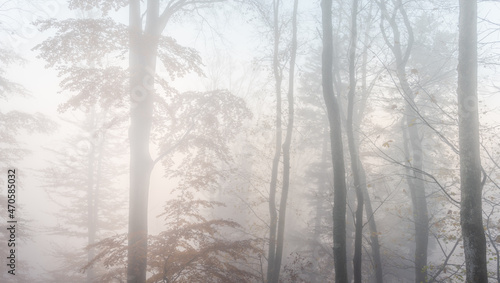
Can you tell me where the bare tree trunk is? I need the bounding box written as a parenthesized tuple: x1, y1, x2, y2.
(398, 57, 429, 283)
(87, 109, 96, 283)
(359, 5, 383, 281)
(311, 126, 330, 283)
(266, 1, 282, 281)
(270, 1, 298, 282)
(458, 0, 488, 281)
(322, 0, 348, 282)
(345, 0, 363, 282)
(401, 109, 429, 283)
(376, 1, 428, 281)
(89, 112, 106, 283)
(362, 184, 383, 283)
(127, 1, 159, 282)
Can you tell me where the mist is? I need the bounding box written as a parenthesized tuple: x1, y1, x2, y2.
(1, 0, 500, 282)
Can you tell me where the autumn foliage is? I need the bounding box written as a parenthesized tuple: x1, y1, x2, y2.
(85, 197, 262, 283)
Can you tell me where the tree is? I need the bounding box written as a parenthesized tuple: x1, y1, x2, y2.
(86, 197, 262, 283)
(42, 107, 127, 282)
(356, 5, 384, 281)
(242, 1, 300, 281)
(266, 1, 284, 279)
(34, 1, 238, 282)
(270, 1, 298, 282)
(345, 0, 363, 282)
(458, 0, 488, 281)
(321, 0, 348, 282)
(294, 46, 334, 283)
(376, 0, 429, 281)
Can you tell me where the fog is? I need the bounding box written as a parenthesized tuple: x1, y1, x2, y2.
(1, 0, 500, 282)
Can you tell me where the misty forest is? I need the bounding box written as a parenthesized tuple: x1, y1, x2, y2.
(1, 0, 500, 282)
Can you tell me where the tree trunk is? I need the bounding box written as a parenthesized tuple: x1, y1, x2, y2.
(359, 4, 383, 280)
(89, 112, 105, 283)
(321, 0, 348, 282)
(127, 1, 159, 282)
(345, 0, 363, 282)
(398, 63, 429, 283)
(311, 126, 330, 283)
(401, 108, 429, 283)
(270, 1, 298, 282)
(376, 1, 429, 281)
(357, 4, 383, 281)
(362, 183, 384, 283)
(87, 109, 96, 283)
(266, 1, 282, 281)
(458, 0, 488, 281)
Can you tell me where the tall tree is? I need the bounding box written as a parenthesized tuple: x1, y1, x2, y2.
(376, 0, 429, 281)
(345, 0, 364, 282)
(357, 4, 383, 281)
(35, 1, 229, 282)
(295, 46, 335, 283)
(270, 0, 298, 282)
(246, 0, 300, 281)
(458, 0, 488, 281)
(266, 0, 283, 280)
(321, 0, 348, 282)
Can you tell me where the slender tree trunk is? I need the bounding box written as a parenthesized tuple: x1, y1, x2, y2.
(266, 1, 282, 281)
(270, 1, 298, 282)
(322, 0, 348, 282)
(358, 5, 383, 280)
(127, 1, 159, 282)
(458, 0, 488, 281)
(401, 109, 429, 283)
(345, 0, 363, 282)
(311, 126, 330, 283)
(362, 183, 384, 283)
(398, 65, 429, 283)
(87, 110, 96, 283)
(89, 112, 106, 283)
(376, 1, 429, 281)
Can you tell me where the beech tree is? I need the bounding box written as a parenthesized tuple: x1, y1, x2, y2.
(262, 0, 286, 280)
(321, 0, 349, 281)
(458, 0, 488, 281)
(269, 0, 298, 282)
(242, 1, 300, 281)
(33, 1, 258, 282)
(6, 0, 500, 282)
(345, 0, 364, 282)
(376, 0, 430, 281)
(85, 197, 261, 282)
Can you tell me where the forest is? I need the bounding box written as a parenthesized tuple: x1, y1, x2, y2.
(1, 0, 500, 282)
